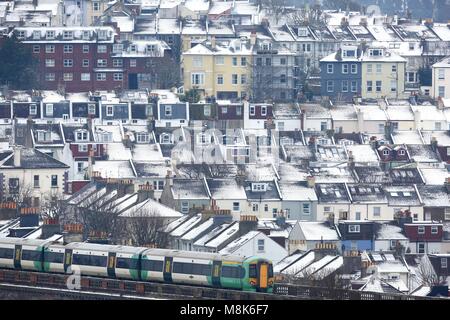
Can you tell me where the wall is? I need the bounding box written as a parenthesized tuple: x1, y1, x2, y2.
(361, 61, 406, 99)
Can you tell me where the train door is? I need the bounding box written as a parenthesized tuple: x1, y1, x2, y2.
(63, 249, 73, 273)
(211, 260, 222, 288)
(107, 252, 116, 278)
(163, 256, 173, 283)
(13, 245, 22, 269)
(259, 263, 268, 290)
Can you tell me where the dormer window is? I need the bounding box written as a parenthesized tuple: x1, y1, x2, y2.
(343, 49, 356, 58)
(29, 104, 37, 115)
(75, 130, 89, 142)
(88, 103, 96, 115)
(37, 130, 52, 142)
(398, 149, 405, 156)
(63, 31, 74, 40)
(106, 106, 114, 117)
(297, 27, 308, 37)
(146, 44, 155, 53)
(348, 225, 360, 233)
(96, 131, 112, 142)
(98, 30, 107, 40)
(46, 31, 55, 39)
(17, 31, 25, 39)
(369, 49, 383, 57)
(251, 183, 267, 192)
(82, 31, 90, 40)
(164, 105, 172, 117)
(261, 106, 267, 116)
(46, 104, 53, 116)
(383, 149, 390, 156)
(160, 133, 172, 144)
(130, 45, 137, 53)
(136, 132, 149, 143)
(33, 30, 40, 40)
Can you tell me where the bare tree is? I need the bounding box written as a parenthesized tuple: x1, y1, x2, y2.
(122, 207, 170, 248)
(417, 255, 442, 287)
(287, 5, 328, 28)
(42, 191, 68, 221)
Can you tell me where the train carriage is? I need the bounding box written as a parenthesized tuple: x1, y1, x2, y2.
(0, 238, 51, 272)
(42, 243, 67, 273)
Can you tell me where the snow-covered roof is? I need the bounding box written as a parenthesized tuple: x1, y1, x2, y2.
(120, 198, 182, 218)
(419, 167, 450, 185)
(274, 251, 307, 274)
(207, 179, 246, 200)
(346, 144, 379, 163)
(204, 222, 240, 249)
(219, 231, 261, 255)
(391, 131, 424, 145)
(92, 160, 135, 179)
(194, 222, 233, 247)
(376, 224, 407, 240)
(298, 222, 339, 241)
(181, 217, 215, 241)
(278, 181, 318, 202)
(170, 213, 202, 237)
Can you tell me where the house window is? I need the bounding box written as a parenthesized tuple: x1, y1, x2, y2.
(342, 80, 348, 92)
(45, 73, 55, 81)
(113, 59, 123, 67)
(250, 106, 255, 116)
(367, 81, 373, 92)
(81, 73, 90, 81)
(63, 59, 73, 67)
(397, 149, 405, 155)
(390, 80, 397, 92)
(77, 162, 84, 173)
(98, 30, 107, 40)
(45, 59, 55, 67)
(97, 45, 107, 53)
(63, 31, 73, 40)
(46, 31, 55, 39)
(232, 74, 238, 85)
(93, 2, 100, 11)
(130, 59, 137, 67)
(51, 175, 58, 187)
(258, 239, 265, 252)
(181, 201, 189, 214)
(351, 64, 357, 74)
(215, 56, 224, 65)
(45, 45, 55, 53)
(217, 74, 224, 85)
(97, 59, 107, 67)
(233, 202, 240, 212)
(373, 207, 381, 217)
(204, 105, 211, 116)
(327, 64, 333, 73)
(348, 225, 360, 233)
(418, 242, 425, 254)
(252, 203, 259, 212)
(83, 45, 89, 53)
(33, 175, 39, 188)
(409, 43, 415, 50)
(438, 69, 445, 80)
(63, 45, 73, 53)
(327, 80, 334, 93)
(136, 133, 149, 143)
(78, 144, 88, 152)
(261, 106, 267, 116)
(431, 226, 438, 234)
(355, 211, 361, 220)
(351, 81, 357, 93)
(221, 107, 227, 114)
(82, 59, 89, 67)
(164, 105, 172, 117)
(191, 73, 204, 85)
(193, 56, 203, 67)
(392, 65, 397, 72)
(33, 45, 40, 53)
(264, 204, 269, 212)
(241, 57, 247, 66)
(96, 73, 106, 81)
(75, 130, 88, 141)
(442, 258, 448, 268)
(241, 74, 247, 85)
(438, 86, 445, 97)
(232, 57, 238, 66)
(376, 81, 382, 92)
(376, 64, 382, 73)
(418, 226, 425, 234)
(106, 106, 114, 116)
(303, 203, 310, 215)
(113, 73, 123, 81)
(63, 73, 73, 81)
(46, 104, 53, 116)
(367, 64, 372, 73)
(435, 122, 442, 130)
(280, 58, 286, 65)
(342, 64, 348, 74)
(407, 72, 416, 83)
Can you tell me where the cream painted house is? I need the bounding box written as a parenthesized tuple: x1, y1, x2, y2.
(181, 38, 253, 100)
(361, 48, 406, 99)
(0, 147, 69, 206)
(432, 57, 450, 99)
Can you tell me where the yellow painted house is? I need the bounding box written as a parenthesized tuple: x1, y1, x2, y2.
(361, 48, 406, 99)
(181, 38, 253, 100)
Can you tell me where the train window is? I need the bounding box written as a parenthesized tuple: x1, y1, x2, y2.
(141, 259, 163, 271)
(21, 250, 42, 261)
(249, 264, 257, 278)
(222, 266, 245, 278)
(44, 251, 64, 263)
(116, 257, 139, 269)
(0, 248, 14, 259)
(173, 262, 212, 275)
(192, 264, 212, 276)
(268, 264, 273, 277)
(72, 254, 107, 267)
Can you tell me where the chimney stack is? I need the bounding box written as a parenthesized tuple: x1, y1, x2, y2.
(14, 146, 22, 167)
(239, 215, 258, 236)
(138, 184, 155, 202)
(306, 175, 316, 188)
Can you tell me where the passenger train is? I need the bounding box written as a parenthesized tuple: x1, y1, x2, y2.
(0, 238, 274, 292)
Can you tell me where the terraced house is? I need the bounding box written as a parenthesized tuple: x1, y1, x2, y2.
(181, 37, 253, 100)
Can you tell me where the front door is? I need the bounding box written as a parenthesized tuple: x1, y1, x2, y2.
(211, 260, 222, 287)
(13, 245, 22, 269)
(107, 252, 116, 278)
(259, 263, 268, 290)
(163, 256, 173, 283)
